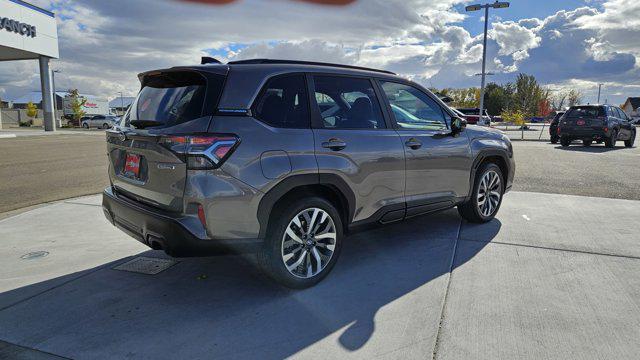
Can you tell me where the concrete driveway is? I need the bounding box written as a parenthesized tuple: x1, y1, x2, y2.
(0, 192, 639, 359)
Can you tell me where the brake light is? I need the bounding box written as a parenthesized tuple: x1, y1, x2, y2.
(197, 203, 207, 228)
(160, 134, 239, 169)
(557, 127, 561, 135)
(603, 127, 608, 133)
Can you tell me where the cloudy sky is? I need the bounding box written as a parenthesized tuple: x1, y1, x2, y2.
(1, 0, 639, 105)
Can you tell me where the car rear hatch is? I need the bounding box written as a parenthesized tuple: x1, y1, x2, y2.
(106, 68, 227, 212)
(562, 106, 606, 131)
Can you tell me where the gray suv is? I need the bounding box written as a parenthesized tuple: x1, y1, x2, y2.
(102, 59, 515, 288)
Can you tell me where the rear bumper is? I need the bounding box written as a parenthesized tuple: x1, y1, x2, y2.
(102, 187, 262, 256)
(559, 128, 608, 139)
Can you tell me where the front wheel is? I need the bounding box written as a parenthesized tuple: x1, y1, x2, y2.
(458, 163, 504, 223)
(82, 123, 89, 129)
(560, 136, 571, 147)
(625, 131, 636, 148)
(258, 197, 343, 289)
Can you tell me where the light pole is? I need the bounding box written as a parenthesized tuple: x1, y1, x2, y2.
(118, 92, 125, 116)
(52, 69, 61, 127)
(597, 83, 603, 104)
(466, 1, 510, 127)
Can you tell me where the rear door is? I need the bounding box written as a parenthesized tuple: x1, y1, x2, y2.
(377, 80, 472, 211)
(309, 74, 406, 224)
(106, 70, 224, 212)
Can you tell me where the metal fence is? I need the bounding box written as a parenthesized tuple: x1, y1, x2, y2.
(491, 122, 552, 141)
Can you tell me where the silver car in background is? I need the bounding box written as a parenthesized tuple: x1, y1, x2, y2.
(82, 115, 119, 129)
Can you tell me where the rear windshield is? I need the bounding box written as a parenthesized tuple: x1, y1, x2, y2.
(566, 106, 605, 118)
(126, 71, 222, 128)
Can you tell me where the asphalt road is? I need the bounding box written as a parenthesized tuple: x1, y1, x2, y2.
(0, 132, 638, 214)
(0, 134, 109, 214)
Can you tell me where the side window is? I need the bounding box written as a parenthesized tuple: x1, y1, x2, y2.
(617, 108, 629, 121)
(379, 81, 447, 130)
(312, 76, 385, 129)
(254, 74, 309, 128)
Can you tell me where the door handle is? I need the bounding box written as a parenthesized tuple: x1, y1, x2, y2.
(405, 138, 422, 150)
(322, 138, 347, 151)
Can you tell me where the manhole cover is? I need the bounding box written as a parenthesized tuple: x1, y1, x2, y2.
(113, 257, 177, 275)
(20, 251, 49, 260)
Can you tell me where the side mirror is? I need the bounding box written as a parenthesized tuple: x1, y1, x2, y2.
(451, 116, 467, 135)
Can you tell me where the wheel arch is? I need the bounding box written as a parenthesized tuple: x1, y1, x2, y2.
(257, 174, 355, 239)
(467, 149, 511, 200)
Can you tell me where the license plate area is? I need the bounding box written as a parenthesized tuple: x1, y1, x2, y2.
(120, 152, 146, 181)
(576, 119, 586, 126)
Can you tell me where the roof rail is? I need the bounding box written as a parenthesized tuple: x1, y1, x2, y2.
(227, 58, 396, 75)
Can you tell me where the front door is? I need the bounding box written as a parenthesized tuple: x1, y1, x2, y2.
(377, 80, 472, 213)
(309, 75, 406, 224)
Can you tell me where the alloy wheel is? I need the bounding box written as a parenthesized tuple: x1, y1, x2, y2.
(477, 170, 502, 217)
(281, 207, 337, 279)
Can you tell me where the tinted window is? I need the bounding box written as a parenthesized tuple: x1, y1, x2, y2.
(380, 81, 447, 130)
(566, 106, 605, 118)
(127, 71, 221, 128)
(254, 75, 309, 128)
(616, 107, 628, 120)
(312, 76, 385, 129)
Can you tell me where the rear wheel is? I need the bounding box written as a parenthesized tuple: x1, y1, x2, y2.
(582, 139, 592, 146)
(560, 136, 571, 147)
(605, 130, 617, 148)
(550, 135, 558, 144)
(82, 123, 89, 129)
(458, 163, 504, 223)
(625, 131, 636, 148)
(258, 196, 342, 288)
(102, 123, 110, 129)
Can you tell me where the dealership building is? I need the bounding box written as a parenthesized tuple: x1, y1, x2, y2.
(0, 0, 59, 131)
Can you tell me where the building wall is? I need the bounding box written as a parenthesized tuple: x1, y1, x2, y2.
(0, 0, 59, 59)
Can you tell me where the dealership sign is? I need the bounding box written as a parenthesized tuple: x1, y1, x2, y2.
(1, 16, 36, 37)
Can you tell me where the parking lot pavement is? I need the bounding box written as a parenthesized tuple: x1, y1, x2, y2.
(1, 191, 639, 359)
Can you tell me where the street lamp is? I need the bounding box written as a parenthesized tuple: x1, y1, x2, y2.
(466, 1, 510, 127)
(597, 83, 604, 104)
(117, 92, 125, 116)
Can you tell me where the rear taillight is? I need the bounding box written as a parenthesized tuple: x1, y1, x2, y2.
(603, 127, 608, 133)
(557, 127, 561, 135)
(197, 203, 207, 228)
(160, 134, 239, 169)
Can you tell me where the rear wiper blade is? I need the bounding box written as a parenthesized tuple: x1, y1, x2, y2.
(130, 120, 164, 129)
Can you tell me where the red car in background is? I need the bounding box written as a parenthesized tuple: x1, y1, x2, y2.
(456, 108, 491, 125)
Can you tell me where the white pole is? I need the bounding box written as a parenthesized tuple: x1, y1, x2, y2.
(39, 56, 56, 132)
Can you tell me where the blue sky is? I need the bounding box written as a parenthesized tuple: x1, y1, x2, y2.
(1, 0, 637, 106)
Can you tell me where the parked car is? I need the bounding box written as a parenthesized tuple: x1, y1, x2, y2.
(549, 111, 565, 144)
(82, 115, 118, 129)
(456, 108, 491, 125)
(101, 59, 515, 288)
(558, 105, 636, 148)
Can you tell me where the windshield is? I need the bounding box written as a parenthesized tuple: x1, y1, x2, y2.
(125, 71, 213, 128)
(566, 106, 605, 118)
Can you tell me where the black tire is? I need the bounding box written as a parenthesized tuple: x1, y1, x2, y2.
(82, 123, 89, 129)
(258, 196, 343, 289)
(625, 131, 636, 148)
(550, 136, 558, 144)
(560, 136, 571, 147)
(605, 130, 617, 148)
(458, 163, 504, 223)
(102, 123, 110, 129)
(582, 140, 592, 146)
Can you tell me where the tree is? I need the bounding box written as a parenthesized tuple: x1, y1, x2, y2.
(66, 89, 86, 125)
(436, 87, 479, 108)
(567, 89, 583, 107)
(483, 82, 514, 116)
(26, 101, 38, 118)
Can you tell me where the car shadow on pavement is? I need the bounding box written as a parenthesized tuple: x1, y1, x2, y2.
(0, 210, 500, 359)
(553, 145, 621, 153)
